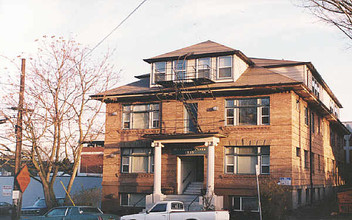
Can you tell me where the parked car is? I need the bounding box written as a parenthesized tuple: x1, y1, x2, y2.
(120, 201, 229, 220)
(0, 201, 12, 214)
(20, 206, 119, 220)
(21, 198, 65, 216)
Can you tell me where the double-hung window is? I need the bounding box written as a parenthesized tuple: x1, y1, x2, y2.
(154, 62, 166, 82)
(173, 60, 186, 80)
(121, 148, 154, 173)
(312, 77, 320, 98)
(122, 104, 160, 129)
(226, 98, 270, 126)
(218, 56, 232, 78)
(197, 57, 211, 79)
(225, 146, 270, 174)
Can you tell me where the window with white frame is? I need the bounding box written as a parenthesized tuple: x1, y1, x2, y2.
(154, 62, 166, 82)
(197, 57, 211, 79)
(231, 196, 259, 212)
(225, 146, 270, 174)
(121, 148, 154, 173)
(225, 98, 270, 126)
(218, 56, 232, 78)
(173, 60, 187, 80)
(122, 104, 160, 129)
(120, 193, 146, 207)
(312, 77, 320, 98)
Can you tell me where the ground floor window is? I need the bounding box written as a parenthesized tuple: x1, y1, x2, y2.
(225, 146, 270, 174)
(231, 196, 259, 212)
(121, 148, 154, 173)
(120, 193, 146, 207)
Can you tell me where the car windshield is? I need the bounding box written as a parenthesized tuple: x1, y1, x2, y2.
(79, 207, 102, 214)
(33, 199, 46, 207)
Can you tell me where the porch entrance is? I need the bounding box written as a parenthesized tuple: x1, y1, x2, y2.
(177, 156, 204, 194)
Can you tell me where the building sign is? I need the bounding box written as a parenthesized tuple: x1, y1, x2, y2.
(278, 177, 291, 185)
(172, 146, 207, 155)
(2, 185, 12, 196)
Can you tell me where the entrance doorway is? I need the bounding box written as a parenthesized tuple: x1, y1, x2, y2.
(177, 156, 204, 194)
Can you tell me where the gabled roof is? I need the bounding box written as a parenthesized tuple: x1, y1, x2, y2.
(144, 40, 254, 65)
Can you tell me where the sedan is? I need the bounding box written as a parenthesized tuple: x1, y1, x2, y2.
(0, 201, 12, 214)
(20, 206, 119, 220)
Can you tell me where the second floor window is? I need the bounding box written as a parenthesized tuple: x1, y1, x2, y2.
(218, 56, 232, 78)
(123, 104, 160, 129)
(226, 98, 270, 126)
(312, 77, 320, 98)
(121, 148, 154, 173)
(174, 60, 187, 80)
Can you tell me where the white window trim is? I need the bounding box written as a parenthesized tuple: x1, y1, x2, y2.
(121, 148, 154, 174)
(225, 146, 270, 175)
(122, 104, 160, 129)
(225, 98, 270, 126)
(153, 62, 166, 85)
(196, 57, 212, 79)
(173, 60, 187, 81)
(120, 193, 146, 207)
(217, 55, 233, 80)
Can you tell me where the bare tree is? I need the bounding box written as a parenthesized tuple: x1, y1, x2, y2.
(1, 36, 118, 209)
(303, 0, 352, 40)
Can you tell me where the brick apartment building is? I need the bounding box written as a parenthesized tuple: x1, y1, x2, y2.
(92, 41, 349, 215)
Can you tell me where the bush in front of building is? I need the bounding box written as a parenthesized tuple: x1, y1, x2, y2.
(71, 186, 102, 207)
(260, 179, 291, 220)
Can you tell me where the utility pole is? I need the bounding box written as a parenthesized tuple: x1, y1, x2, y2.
(12, 58, 26, 220)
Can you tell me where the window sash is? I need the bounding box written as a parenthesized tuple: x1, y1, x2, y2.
(173, 60, 187, 80)
(225, 147, 269, 174)
(225, 98, 270, 126)
(121, 148, 154, 173)
(197, 58, 211, 79)
(218, 56, 232, 79)
(122, 104, 160, 129)
(120, 194, 146, 207)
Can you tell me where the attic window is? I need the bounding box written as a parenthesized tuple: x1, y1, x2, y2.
(218, 56, 232, 79)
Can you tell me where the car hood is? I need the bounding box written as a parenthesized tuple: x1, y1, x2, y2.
(121, 213, 145, 219)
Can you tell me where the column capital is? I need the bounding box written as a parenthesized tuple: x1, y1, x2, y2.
(151, 141, 164, 148)
(204, 137, 219, 147)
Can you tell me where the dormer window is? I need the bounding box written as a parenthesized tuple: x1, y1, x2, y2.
(154, 62, 166, 82)
(197, 57, 211, 79)
(218, 56, 232, 79)
(312, 77, 320, 98)
(173, 60, 187, 80)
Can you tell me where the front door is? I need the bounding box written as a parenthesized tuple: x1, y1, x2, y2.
(178, 156, 204, 194)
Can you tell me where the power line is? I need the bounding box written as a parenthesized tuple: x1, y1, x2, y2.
(63, 0, 148, 75)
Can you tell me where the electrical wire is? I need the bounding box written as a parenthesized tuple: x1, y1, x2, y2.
(62, 0, 148, 76)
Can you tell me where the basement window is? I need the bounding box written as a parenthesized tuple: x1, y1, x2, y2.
(231, 196, 259, 212)
(120, 193, 146, 207)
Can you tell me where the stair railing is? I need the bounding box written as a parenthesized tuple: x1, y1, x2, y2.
(187, 189, 205, 211)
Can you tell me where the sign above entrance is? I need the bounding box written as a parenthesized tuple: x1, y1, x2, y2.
(172, 146, 207, 155)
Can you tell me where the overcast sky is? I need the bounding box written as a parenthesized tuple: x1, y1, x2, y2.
(0, 0, 351, 121)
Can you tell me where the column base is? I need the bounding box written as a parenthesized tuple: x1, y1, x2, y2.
(199, 194, 223, 210)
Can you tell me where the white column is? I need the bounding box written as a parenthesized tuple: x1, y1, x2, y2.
(206, 141, 215, 196)
(153, 141, 163, 196)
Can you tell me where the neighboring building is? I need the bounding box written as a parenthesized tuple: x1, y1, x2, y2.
(91, 41, 349, 215)
(78, 140, 104, 177)
(343, 122, 352, 163)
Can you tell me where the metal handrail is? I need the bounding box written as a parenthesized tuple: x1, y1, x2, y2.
(187, 190, 204, 211)
(132, 196, 146, 208)
(182, 171, 192, 184)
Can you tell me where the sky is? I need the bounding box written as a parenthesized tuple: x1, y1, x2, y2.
(0, 0, 351, 121)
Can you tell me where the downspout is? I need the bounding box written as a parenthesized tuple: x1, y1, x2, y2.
(309, 108, 313, 204)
